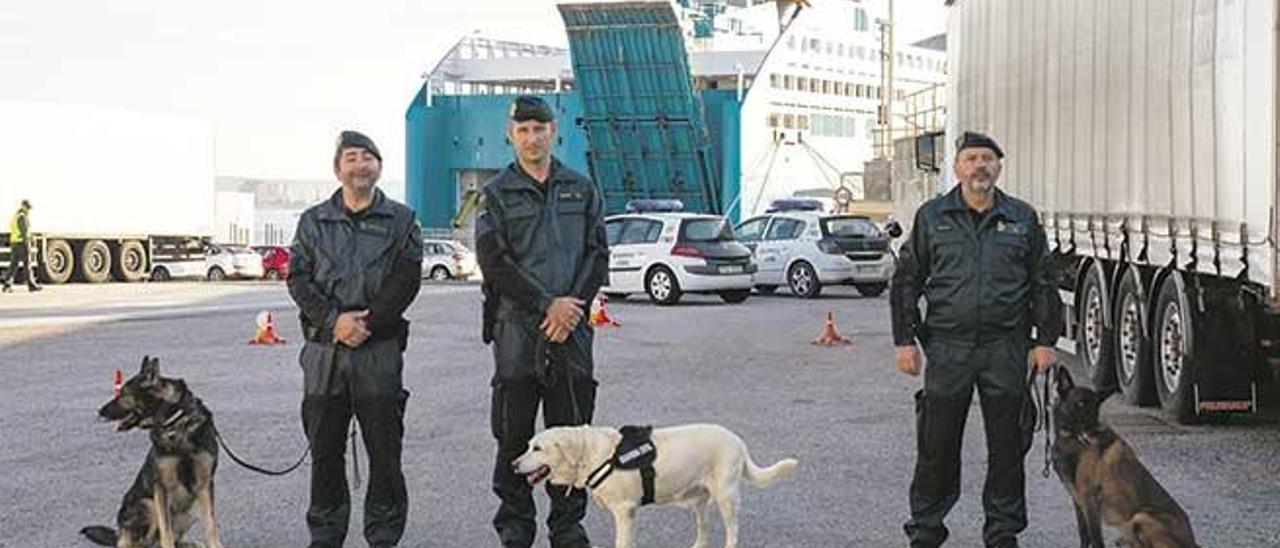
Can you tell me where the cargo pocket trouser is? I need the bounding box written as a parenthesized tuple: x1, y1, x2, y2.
(300, 340, 409, 548)
(905, 338, 1029, 548)
(490, 319, 598, 548)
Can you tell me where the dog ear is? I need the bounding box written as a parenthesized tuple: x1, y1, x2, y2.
(1055, 365, 1074, 398)
(140, 356, 159, 382)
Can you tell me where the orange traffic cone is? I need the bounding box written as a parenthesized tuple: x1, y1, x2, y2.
(811, 311, 852, 346)
(113, 369, 123, 397)
(249, 310, 288, 345)
(590, 294, 621, 328)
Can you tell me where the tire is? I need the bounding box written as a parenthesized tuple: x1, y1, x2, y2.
(755, 284, 778, 295)
(1078, 264, 1118, 393)
(111, 240, 147, 282)
(78, 240, 112, 284)
(787, 261, 822, 298)
(719, 289, 751, 304)
(1114, 268, 1157, 406)
(39, 239, 74, 284)
(645, 265, 682, 305)
(854, 282, 888, 297)
(1154, 272, 1199, 423)
(429, 265, 451, 281)
(151, 266, 171, 282)
(207, 266, 226, 282)
(264, 269, 280, 281)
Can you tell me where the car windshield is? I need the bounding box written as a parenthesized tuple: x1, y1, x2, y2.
(222, 245, 254, 254)
(821, 217, 880, 238)
(681, 218, 736, 242)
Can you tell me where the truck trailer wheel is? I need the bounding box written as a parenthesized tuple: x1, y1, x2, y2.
(39, 239, 74, 284)
(1154, 272, 1199, 423)
(111, 240, 147, 282)
(1079, 264, 1117, 392)
(78, 240, 112, 283)
(1114, 268, 1156, 406)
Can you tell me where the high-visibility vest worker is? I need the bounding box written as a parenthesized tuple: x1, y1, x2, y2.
(8, 202, 29, 244)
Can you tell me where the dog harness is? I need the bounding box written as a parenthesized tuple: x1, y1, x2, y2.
(586, 425, 657, 505)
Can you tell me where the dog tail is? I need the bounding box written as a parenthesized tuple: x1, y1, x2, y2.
(80, 525, 118, 546)
(743, 456, 799, 488)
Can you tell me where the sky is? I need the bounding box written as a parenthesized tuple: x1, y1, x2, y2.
(0, 0, 946, 194)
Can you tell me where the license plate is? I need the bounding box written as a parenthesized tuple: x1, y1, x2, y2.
(718, 265, 744, 274)
(856, 265, 877, 273)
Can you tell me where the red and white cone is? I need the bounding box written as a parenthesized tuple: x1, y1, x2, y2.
(811, 311, 853, 346)
(249, 311, 288, 345)
(590, 294, 621, 328)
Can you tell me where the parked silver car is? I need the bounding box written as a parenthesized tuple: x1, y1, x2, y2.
(422, 239, 477, 280)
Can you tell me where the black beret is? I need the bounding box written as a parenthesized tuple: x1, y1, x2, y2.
(955, 131, 1004, 159)
(509, 95, 555, 122)
(334, 130, 381, 164)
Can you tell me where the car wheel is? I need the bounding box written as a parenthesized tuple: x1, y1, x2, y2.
(787, 261, 822, 298)
(264, 269, 280, 281)
(719, 289, 750, 304)
(645, 265, 682, 305)
(430, 266, 451, 281)
(151, 266, 171, 282)
(755, 284, 778, 295)
(207, 266, 226, 282)
(854, 282, 887, 297)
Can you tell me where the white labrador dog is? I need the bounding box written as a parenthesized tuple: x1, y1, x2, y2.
(513, 424, 798, 548)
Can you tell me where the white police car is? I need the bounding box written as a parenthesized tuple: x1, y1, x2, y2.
(602, 200, 756, 305)
(735, 199, 896, 298)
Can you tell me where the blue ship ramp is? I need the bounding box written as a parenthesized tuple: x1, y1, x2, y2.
(558, 1, 722, 214)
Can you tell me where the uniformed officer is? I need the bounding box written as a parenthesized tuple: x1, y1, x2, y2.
(287, 130, 423, 548)
(476, 95, 609, 548)
(890, 131, 1062, 548)
(4, 199, 41, 293)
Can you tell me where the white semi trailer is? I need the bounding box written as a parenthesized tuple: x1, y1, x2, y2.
(941, 0, 1279, 422)
(0, 100, 215, 283)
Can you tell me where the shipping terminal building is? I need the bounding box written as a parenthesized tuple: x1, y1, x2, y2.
(403, 0, 946, 242)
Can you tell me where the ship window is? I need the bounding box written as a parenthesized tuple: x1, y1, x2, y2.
(798, 115, 810, 130)
(838, 44, 845, 57)
(770, 74, 780, 88)
(784, 113, 795, 129)
(797, 76, 808, 91)
(784, 75, 794, 90)
(768, 113, 780, 127)
(854, 8, 869, 32)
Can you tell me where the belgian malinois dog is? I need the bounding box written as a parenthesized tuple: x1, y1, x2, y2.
(1051, 366, 1198, 548)
(81, 356, 224, 548)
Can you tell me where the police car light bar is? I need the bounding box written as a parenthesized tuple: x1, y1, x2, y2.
(625, 199, 685, 213)
(766, 198, 824, 213)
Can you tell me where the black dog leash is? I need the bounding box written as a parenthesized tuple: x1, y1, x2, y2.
(215, 428, 310, 476)
(1028, 362, 1057, 478)
(214, 342, 358, 482)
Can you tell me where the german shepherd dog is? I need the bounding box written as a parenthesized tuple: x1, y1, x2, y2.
(81, 356, 224, 548)
(1051, 367, 1198, 548)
